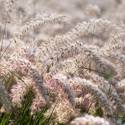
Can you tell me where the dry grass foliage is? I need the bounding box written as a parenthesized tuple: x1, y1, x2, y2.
(0, 0, 125, 124)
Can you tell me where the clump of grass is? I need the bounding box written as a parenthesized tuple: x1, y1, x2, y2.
(103, 73, 113, 80)
(0, 89, 52, 125)
(88, 102, 103, 117)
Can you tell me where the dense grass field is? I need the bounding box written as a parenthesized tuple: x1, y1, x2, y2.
(1, 0, 125, 125)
